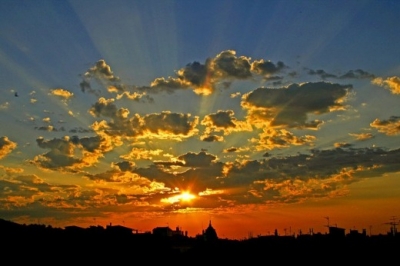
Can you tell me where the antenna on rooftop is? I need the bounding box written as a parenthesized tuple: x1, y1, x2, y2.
(383, 216, 398, 236)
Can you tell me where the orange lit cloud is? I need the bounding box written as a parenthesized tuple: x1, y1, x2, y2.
(50, 88, 74, 100)
(0, 136, 17, 159)
(370, 116, 400, 136)
(372, 76, 400, 94)
(349, 132, 374, 141)
(251, 128, 316, 150)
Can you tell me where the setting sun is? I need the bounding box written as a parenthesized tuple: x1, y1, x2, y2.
(161, 191, 196, 204)
(180, 192, 196, 202)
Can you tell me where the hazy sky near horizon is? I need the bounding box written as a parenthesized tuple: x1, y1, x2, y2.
(0, 0, 400, 238)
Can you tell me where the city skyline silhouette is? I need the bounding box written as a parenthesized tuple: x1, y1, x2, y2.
(1, 0, 400, 242)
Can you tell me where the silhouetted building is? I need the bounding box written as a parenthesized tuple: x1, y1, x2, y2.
(201, 220, 218, 242)
(65, 225, 86, 233)
(153, 226, 173, 237)
(152, 226, 186, 237)
(328, 226, 345, 237)
(106, 223, 134, 235)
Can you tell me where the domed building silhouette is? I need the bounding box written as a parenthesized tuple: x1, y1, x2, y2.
(203, 220, 218, 242)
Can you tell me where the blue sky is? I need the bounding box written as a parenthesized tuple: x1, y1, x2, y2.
(0, 0, 399, 238)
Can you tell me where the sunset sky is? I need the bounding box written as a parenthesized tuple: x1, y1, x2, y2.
(1, 0, 400, 239)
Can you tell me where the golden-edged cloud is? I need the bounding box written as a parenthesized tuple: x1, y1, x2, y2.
(201, 110, 252, 135)
(0, 136, 17, 159)
(50, 88, 74, 100)
(89, 97, 199, 140)
(242, 82, 352, 129)
(372, 76, 400, 94)
(349, 132, 374, 141)
(370, 116, 400, 136)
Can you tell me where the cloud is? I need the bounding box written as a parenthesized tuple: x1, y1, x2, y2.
(334, 142, 352, 148)
(200, 134, 224, 142)
(120, 147, 163, 161)
(49, 88, 74, 100)
(92, 50, 288, 97)
(80, 59, 121, 95)
(251, 128, 316, 150)
(0, 102, 9, 110)
(0, 136, 17, 159)
(142, 111, 199, 138)
(112, 161, 135, 172)
(339, 69, 375, 79)
(212, 50, 252, 79)
(306, 68, 376, 80)
(201, 110, 252, 135)
(0, 165, 24, 174)
(0, 174, 72, 209)
(83, 59, 119, 83)
(372, 76, 400, 94)
(242, 82, 352, 129)
(307, 69, 337, 79)
(251, 60, 286, 77)
(349, 132, 374, 141)
(224, 147, 238, 153)
(177, 151, 217, 168)
(77, 50, 291, 106)
(90, 98, 199, 140)
(370, 116, 400, 136)
(31, 135, 109, 171)
(127, 146, 400, 207)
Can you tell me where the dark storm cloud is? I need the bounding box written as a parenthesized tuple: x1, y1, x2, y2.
(251, 60, 286, 77)
(177, 151, 217, 168)
(224, 147, 400, 183)
(200, 135, 223, 142)
(306, 68, 375, 80)
(132, 164, 177, 185)
(202, 110, 236, 128)
(113, 161, 135, 172)
(339, 69, 375, 79)
(80, 59, 123, 96)
(70, 135, 102, 152)
(143, 111, 198, 136)
(33, 149, 81, 169)
(242, 82, 352, 128)
(32, 135, 106, 171)
(84, 59, 119, 82)
(89, 98, 119, 118)
(212, 50, 252, 79)
(176, 61, 209, 87)
(307, 69, 337, 79)
(224, 147, 238, 153)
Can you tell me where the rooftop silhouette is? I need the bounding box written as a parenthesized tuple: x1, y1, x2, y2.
(1, 217, 399, 263)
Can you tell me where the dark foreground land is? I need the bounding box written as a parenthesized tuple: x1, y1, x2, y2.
(1, 218, 399, 264)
